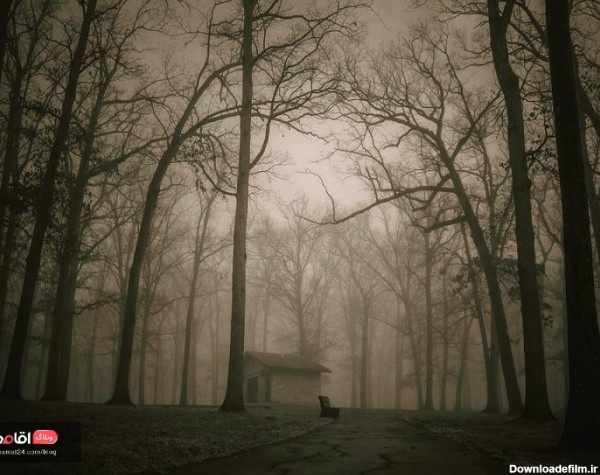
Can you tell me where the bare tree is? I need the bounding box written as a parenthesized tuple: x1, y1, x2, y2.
(108, 0, 244, 405)
(329, 24, 523, 413)
(340, 223, 380, 409)
(43, 0, 163, 402)
(179, 188, 224, 405)
(220, 0, 366, 412)
(485, 0, 553, 420)
(0, 0, 59, 370)
(546, 0, 600, 450)
(1, 0, 98, 400)
(253, 202, 335, 359)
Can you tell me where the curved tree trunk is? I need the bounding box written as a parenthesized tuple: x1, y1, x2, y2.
(546, 0, 600, 449)
(487, 0, 552, 420)
(443, 155, 523, 414)
(107, 150, 178, 405)
(137, 293, 152, 405)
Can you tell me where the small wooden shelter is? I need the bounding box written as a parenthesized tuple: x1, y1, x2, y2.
(243, 351, 331, 405)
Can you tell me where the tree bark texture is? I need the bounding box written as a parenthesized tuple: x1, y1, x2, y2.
(0, 0, 97, 400)
(108, 149, 175, 405)
(0, 58, 24, 350)
(180, 195, 214, 405)
(359, 298, 369, 410)
(546, 0, 600, 449)
(0, 0, 13, 81)
(219, 0, 255, 412)
(460, 224, 499, 412)
(443, 153, 523, 414)
(43, 77, 107, 401)
(424, 233, 434, 411)
(487, 0, 552, 420)
(455, 315, 472, 411)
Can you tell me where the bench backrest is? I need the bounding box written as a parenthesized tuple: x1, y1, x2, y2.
(318, 395, 331, 407)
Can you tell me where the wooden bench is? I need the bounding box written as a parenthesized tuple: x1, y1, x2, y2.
(318, 395, 340, 419)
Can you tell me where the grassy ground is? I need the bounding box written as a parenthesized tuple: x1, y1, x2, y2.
(401, 411, 600, 467)
(0, 401, 330, 474)
(2, 402, 597, 474)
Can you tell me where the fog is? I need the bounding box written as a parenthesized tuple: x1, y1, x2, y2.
(0, 0, 599, 451)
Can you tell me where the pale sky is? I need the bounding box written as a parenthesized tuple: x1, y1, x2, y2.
(259, 0, 417, 214)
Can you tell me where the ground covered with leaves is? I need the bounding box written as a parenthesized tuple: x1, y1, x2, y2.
(0, 401, 330, 474)
(402, 411, 599, 468)
(3, 402, 598, 474)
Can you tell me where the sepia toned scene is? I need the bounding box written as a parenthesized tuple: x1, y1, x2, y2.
(0, 0, 599, 473)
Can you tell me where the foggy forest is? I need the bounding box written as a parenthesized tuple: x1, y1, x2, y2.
(0, 0, 599, 471)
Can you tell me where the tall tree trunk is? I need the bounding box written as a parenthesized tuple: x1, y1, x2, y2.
(0, 0, 13, 81)
(107, 8, 233, 403)
(87, 311, 99, 403)
(423, 234, 434, 411)
(297, 307, 308, 357)
(404, 297, 424, 409)
(44, 100, 101, 401)
(262, 290, 271, 352)
(44, 67, 110, 401)
(463, 366, 472, 411)
(0, 61, 24, 351)
(577, 79, 600, 261)
(349, 307, 358, 408)
(108, 145, 179, 405)
(560, 268, 568, 409)
(190, 320, 199, 405)
(359, 300, 369, 410)
(394, 301, 404, 409)
(180, 311, 194, 406)
(0, 210, 18, 359)
(546, 0, 600, 449)
(0, 37, 22, 243)
(488, 321, 503, 411)
(440, 276, 449, 412)
(460, 224, 499, 412)
(180, 197, 213, 405)
(137, 292, 152, 405)
(34, 315, 51, 399)
(171, 319, 182, 404)
(211, 290, 221, 405)
(220, 0, 255, 413)
(455, 314, 472, 412)
(443, 156, 523, 414)
(0, 0, 97, 400)
(153, 332, 161, 405)
(487, 0, 552, 420)
(577, 93, 600, 263)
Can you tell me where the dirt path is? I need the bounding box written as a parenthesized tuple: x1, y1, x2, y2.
(171, 410, 507, 474)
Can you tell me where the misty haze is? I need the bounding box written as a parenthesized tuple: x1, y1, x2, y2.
(0, 0, 599, 473)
